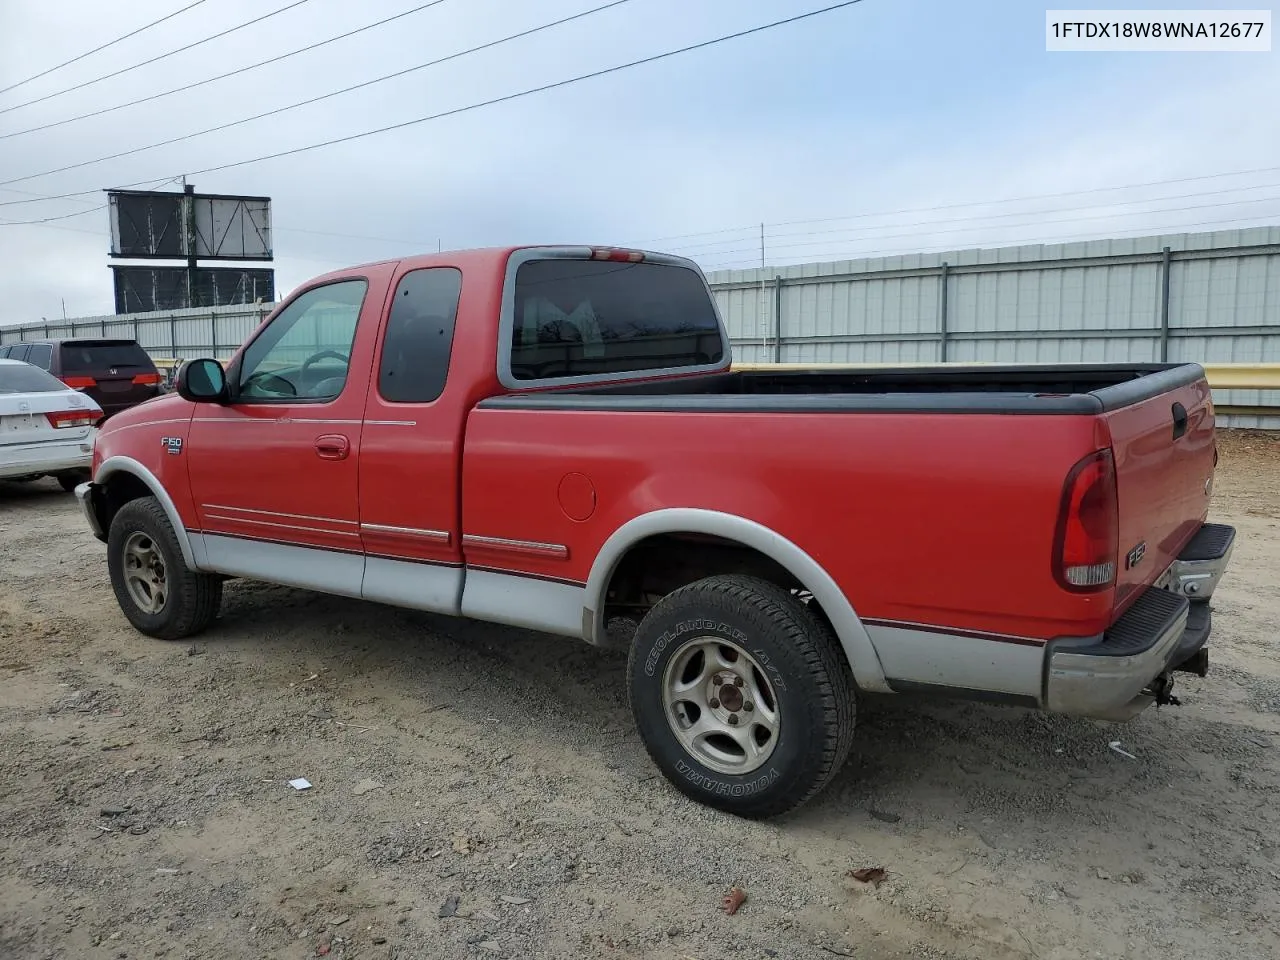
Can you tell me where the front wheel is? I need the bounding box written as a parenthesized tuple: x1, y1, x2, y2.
(627, 574, 856, 819)
(107, 497, 222, 640)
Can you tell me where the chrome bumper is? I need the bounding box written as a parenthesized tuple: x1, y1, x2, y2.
(1046, 592, 1189, 721)
(75, 481, 107, 542)
(1044, 523, 1235, 722)
(1162, 524, 1236, 601)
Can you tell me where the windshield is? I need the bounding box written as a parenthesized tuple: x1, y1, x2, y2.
(0, 362, 70, 395)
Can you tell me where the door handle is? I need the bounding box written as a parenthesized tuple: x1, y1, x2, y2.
(1171, 402, 1188, 440)
(315, 434, 350, 460)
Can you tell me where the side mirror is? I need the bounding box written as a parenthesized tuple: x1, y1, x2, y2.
(176, 358, 229, 403)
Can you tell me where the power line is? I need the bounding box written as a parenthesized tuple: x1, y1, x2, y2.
(694, 213, 1280, 271)
(0, 0, 316, 117)
(658, 182, 1280, 257)
(109, 1, 872, 190)
(0, 0, 635, 187)
(0, 205, 106, 226)
(0, 185, 100, 205)
(660, 176, 1280, 252)
(0, 1, 210, 97)
(631, 164, 1280, 246)
(673, 194, 1280, 263)
(0, 0, 453, 141)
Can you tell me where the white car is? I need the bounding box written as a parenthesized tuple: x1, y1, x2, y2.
(0, 358, 103, 492)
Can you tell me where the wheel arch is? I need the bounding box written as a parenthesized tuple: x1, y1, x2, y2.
(94, 456, 197, 568)
(584, 508, 890, 693)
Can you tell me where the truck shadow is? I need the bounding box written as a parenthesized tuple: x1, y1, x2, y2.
(0, 478, 69, 503)
(207, 578, 1248, 840)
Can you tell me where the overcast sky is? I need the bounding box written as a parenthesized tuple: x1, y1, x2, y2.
(0, 0, 1277, 323)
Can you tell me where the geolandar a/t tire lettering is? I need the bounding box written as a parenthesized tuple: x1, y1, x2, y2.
(106, 496, 222, 641)
(626, 574, 856, 818)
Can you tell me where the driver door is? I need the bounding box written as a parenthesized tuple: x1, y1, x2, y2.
(186, 270, 391, 597)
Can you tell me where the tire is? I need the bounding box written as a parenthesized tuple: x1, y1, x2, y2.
(627, 574, 856, 819)
(57, 471, 88, 493)
(107, 496, 222, 640)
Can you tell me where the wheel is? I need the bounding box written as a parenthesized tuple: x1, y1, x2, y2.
(627, 574, 856, 819)
(106, 497, 222, 640)
(57, 471, 88, 493)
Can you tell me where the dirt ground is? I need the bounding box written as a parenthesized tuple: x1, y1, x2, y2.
(1, 432, 1278, 960)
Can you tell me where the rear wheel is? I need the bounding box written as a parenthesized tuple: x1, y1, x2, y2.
(107, 497, 221, 640)
(627, 574, 855, 818)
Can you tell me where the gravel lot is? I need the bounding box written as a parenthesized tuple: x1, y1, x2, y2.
(1, 431, 1278, 960)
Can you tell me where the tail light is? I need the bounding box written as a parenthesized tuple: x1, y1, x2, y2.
(46, 410, 98, 429)
(590, 247, 645, 262)
(1053, 449, 1118, 592)
(60, 376, 96, 389)
(132, 372, 162, 385)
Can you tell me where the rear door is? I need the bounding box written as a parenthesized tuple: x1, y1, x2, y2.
(56, 340, 160, 413)
(1102, 370, 1217, 615)
(357, 265, 465, 612)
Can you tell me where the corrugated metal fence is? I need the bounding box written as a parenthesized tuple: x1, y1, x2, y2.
(706, 226, 1280, 428)
(3, 226, 1278, 426)
(0, 303, 271, 360)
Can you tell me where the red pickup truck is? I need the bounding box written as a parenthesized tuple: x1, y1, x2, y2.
(76, 245, 1235, 818)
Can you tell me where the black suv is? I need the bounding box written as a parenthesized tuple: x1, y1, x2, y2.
(0, 338, 163, 418)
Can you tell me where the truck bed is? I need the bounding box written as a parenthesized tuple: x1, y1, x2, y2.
(480, 363, 1205, 415)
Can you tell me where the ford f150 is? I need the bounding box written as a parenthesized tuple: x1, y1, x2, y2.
(75, 245, 1235, 818)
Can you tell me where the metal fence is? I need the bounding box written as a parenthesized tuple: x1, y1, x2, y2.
(0, 303, 272, 361)
(3, 226, 1279, 427)
(705, 225, 1280, 429)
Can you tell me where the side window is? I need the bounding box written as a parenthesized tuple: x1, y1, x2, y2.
(8, 344, 31, 362)
(237, 279, 368, 401)
(378, 268, 462, 403)
(26, 343, 53, 369)
(0, 346, 9, 358)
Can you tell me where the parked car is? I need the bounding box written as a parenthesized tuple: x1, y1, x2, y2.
(73, 245, 1234, 818)
(0, 338, 163, 419)
(0, 358, 102, 491)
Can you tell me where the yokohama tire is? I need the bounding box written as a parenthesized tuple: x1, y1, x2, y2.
(107, 496, 222, 640)
(627, 574, 856, 818)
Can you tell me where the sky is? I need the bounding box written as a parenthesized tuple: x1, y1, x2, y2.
(0, 0, 1277, 323)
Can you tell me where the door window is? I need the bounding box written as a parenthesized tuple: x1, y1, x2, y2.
(25, 343, 53, 370)
(378, 267, 462, 403)
(237, 280, 368, 401)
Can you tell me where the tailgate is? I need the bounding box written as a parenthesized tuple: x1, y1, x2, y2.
(1101, 368, 1216, 615)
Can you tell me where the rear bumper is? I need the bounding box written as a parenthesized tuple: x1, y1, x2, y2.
(1045, 522, 1234, 721)
(0, 438, 95, 479)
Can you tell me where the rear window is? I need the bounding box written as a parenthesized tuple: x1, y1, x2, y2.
(59, 340, 155, 373)
(509, 259, 724, 381)
(0, 362, 70, 394)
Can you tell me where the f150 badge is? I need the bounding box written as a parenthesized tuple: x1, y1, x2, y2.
(161, 437, 183, 456)
(1125, 541, 1147, 570)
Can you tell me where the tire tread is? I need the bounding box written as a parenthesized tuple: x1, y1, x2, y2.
(627, 573, 856, 818)
(108, 497, 221, 641)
